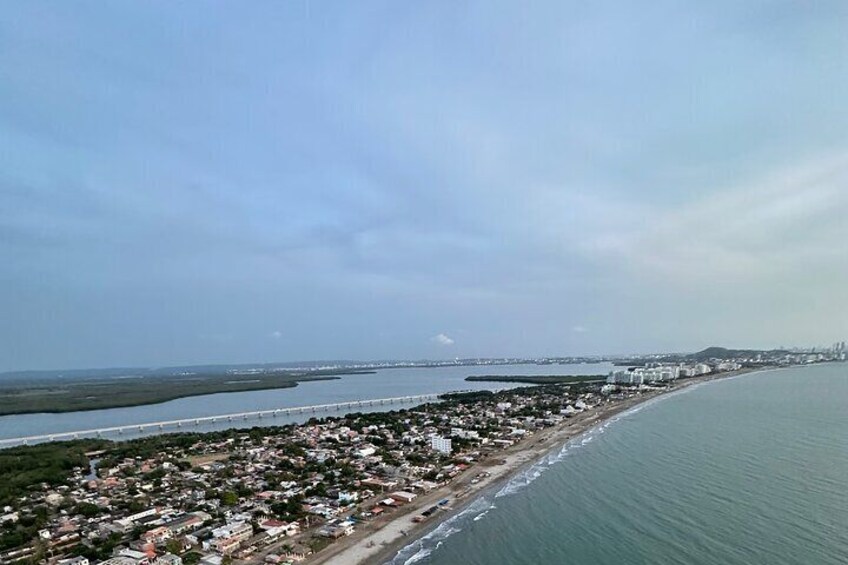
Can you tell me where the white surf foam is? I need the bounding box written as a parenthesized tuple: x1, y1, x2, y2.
(389, 496, 491, 565)
(388, 371, 772, 563)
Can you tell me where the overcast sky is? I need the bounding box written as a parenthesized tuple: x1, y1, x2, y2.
(2, 1, 848, 371)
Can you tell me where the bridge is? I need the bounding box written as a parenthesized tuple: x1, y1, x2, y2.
(0, 393, 449, 448)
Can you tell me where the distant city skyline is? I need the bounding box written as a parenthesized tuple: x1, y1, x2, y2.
(3, 2, 848, 371)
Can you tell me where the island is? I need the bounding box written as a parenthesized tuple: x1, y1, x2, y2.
(0, 369, 374, 416)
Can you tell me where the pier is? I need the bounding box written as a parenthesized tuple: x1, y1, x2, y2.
(0, 393, 447, 447)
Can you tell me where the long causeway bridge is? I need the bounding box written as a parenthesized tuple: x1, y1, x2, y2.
(0, 393, 449, 447)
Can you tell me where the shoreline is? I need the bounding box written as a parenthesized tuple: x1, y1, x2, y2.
(310, 367, 767, 565)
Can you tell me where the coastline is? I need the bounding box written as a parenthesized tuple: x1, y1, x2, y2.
(309, 367, 766, 565)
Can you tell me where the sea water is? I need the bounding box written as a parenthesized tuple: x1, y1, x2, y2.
(390, 363, 848, 564)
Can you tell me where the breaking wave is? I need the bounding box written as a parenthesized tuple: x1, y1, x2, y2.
(388, 497, 493, 565)
(385, 372, 768, 563)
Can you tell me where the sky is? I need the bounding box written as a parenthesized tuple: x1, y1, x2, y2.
(2, 1, 848, 371)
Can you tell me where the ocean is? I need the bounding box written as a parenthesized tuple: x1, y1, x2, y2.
(389, 363, 848, 565)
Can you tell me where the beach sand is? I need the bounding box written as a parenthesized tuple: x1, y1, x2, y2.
(305, 369, 758, 565)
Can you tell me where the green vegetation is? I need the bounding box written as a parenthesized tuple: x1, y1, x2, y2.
(271, 495, 306, 522)
(182, 552, 203, 565)
(687, 346, 787, 361)
(0, 506, 50, 553)
(465, 374, 605, 385)
(165, 539, 183, 556)
(0, 440, 110, 507)
(0, 370, 374, 416)
(308, 536, 332, 553)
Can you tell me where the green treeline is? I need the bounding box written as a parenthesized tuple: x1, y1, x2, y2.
(465, 374, 604, 385)
(0, 440, 111, 507)
(0, 370, 376, 416)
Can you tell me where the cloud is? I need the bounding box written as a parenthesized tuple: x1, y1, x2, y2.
(431, 333, 455, 346)
(3, 2, 848, 370)
(586, 153, 848, 286)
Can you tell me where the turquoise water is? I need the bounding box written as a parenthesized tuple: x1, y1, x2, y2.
(391, 363, 848, 564)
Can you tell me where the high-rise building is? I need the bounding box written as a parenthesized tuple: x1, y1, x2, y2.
(430, 436, 452, 454)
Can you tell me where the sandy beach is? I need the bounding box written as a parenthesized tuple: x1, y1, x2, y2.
(304, 368, 760, 565)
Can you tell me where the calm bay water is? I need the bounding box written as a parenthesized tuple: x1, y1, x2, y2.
(392, 363, 848, 565)
(0, 363, 611, 441)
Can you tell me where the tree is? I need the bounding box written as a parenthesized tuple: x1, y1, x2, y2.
(182, 552, 202, 565)
(74, 502, 101, 518)
(235, 484, 253, 498)
(166, 538, 183, 556)
(219, 491, 239, 506)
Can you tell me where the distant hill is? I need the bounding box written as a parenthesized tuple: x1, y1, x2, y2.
(687, 347, 789, 361)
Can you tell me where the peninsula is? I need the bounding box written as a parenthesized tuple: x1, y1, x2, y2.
(0, 361, 778, 565)
(1, 347, 843, 565)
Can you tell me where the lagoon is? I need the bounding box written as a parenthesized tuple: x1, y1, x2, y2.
(0, 363, 612, 442)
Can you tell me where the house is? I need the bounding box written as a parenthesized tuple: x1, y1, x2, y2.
(99, 558, 139, 565)
(164, 512, 208, 536)
(389, 491, 417, 504)
(142, 526, 172, 545)
(316, 522, 354, 539)
(115, 548, 151, 565)
(206, 522, 253, 555)
(356, 446, 376, 458)
(57, 558, 89, 565)
(153, 554, 182, 565)
(338, 491, 359, 504)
